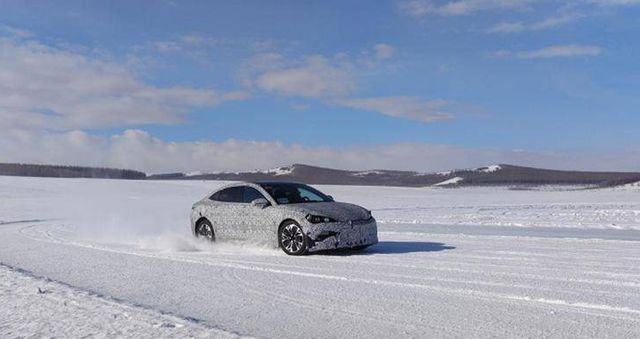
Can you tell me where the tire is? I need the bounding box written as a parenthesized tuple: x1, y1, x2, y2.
(278, 221, 307, 255)
(196, 219, 215, 242)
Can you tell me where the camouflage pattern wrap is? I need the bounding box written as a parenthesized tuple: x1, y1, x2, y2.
(190, 182, 378, 252)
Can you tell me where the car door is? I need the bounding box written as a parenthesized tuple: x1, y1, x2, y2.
(238, 186, 273, 240)
(208, 186, 245, 240)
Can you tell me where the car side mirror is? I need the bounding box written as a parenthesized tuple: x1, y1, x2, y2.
(327, 195, 334, 201)
(251, 198, 269, 208)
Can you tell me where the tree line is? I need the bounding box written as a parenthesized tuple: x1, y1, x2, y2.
(0, 163, 146, 180)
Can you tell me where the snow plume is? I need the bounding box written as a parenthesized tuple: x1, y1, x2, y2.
(136, 233, 278, 255)
(22, 177, 276, 253)
(51, 179, 206, 245)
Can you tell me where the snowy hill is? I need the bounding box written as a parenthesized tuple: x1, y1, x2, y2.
(147, 163, 640, 188)
(433, 176, 464, 186)
(2, 162, 639, 188)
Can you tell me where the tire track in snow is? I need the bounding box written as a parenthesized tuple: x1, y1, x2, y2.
(300, 253, 640, 287)
(224, 264, 437, 335)
(208, 255, 640, 303)
(0, 262, 249, 338)
(0, 219, 50, 226)
(35, 223, 640, 297)
(17, 222, 640, 322)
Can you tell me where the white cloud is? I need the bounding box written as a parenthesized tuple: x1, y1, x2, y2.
(531, 12, 585, 30)
(399, 0, 535, 16)
(247, 43, 398, 99)
(401, 0, 640, 18)
(487, 12, 586, 33)
(254, 55, 355, 98)
(494, 45, 603, 59)
(145, 34, 220, 55)
(2, 129, 639, 173)
(336, 97, 455, 122)
(0, 25, 33, 38)
(0, 37, 248, 131)
(153, 40, 182, 53)
(486, 22, 526, 33)
(244, 47, 478, 123)
(399, 0, 435, 16)
(515, 45, 603, 58)
(374, 43, 395, 59)
(589, 0, 640, 5)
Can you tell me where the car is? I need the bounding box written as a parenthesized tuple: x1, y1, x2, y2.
(190, 181, 378, 255)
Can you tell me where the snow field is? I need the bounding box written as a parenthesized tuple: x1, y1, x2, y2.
(0, 176, 639, 338)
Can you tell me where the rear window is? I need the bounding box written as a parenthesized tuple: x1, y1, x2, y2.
(210, 186, 265, 203)
(210, 186, 243, 202)
(243, 187, 265, 203)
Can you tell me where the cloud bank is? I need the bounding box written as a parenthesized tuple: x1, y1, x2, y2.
(0, 21, 636, 174)
(2, 129, 639, 173)
(244, 46, 473, 122)
(0, 36, 247, 131)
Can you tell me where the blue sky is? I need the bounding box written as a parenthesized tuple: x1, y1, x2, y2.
(1, 1, 639, 172)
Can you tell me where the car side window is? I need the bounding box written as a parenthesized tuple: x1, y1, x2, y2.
(243, 187, 265, 203)
(298, 187, 324, 202)
(210, 187, 243, 203)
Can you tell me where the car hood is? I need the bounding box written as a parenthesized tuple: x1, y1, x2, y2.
(282, 201, 370, 222)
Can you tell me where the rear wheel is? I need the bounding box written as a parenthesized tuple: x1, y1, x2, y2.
(196, 219, 215, 242)
(278, 221, 307, 255)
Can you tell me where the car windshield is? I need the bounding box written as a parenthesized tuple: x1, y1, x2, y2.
(259, 183, 332, 205)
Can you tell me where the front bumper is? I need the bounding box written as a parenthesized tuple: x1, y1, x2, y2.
(305, 218, 378, 252)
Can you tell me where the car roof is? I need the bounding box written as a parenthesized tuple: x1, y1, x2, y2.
(247, 181, 303, 185)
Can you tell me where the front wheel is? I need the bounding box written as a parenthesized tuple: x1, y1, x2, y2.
(278, 221, 307, 255)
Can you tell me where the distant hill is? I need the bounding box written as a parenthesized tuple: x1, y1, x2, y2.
(2, 162, 639, 187)
(147, 163, 640, 188)
(0, 163, 146, 180)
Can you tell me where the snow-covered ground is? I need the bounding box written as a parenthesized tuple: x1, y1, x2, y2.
(1, 176, 639, 338)
(0, 264, 239, 338)
(433, 176, 464, 186)
(331, 184, 640, 229)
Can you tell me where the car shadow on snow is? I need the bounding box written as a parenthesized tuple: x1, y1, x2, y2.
(371, 241, 456, 254)
(317, 241, 455, 256)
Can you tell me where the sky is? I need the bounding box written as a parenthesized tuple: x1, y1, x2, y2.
(1, 0, 639, 173)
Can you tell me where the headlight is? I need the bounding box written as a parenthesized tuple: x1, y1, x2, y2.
(306, 214, 337, 224)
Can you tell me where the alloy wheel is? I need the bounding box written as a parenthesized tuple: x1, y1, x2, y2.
(280, 223, 306, 255)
